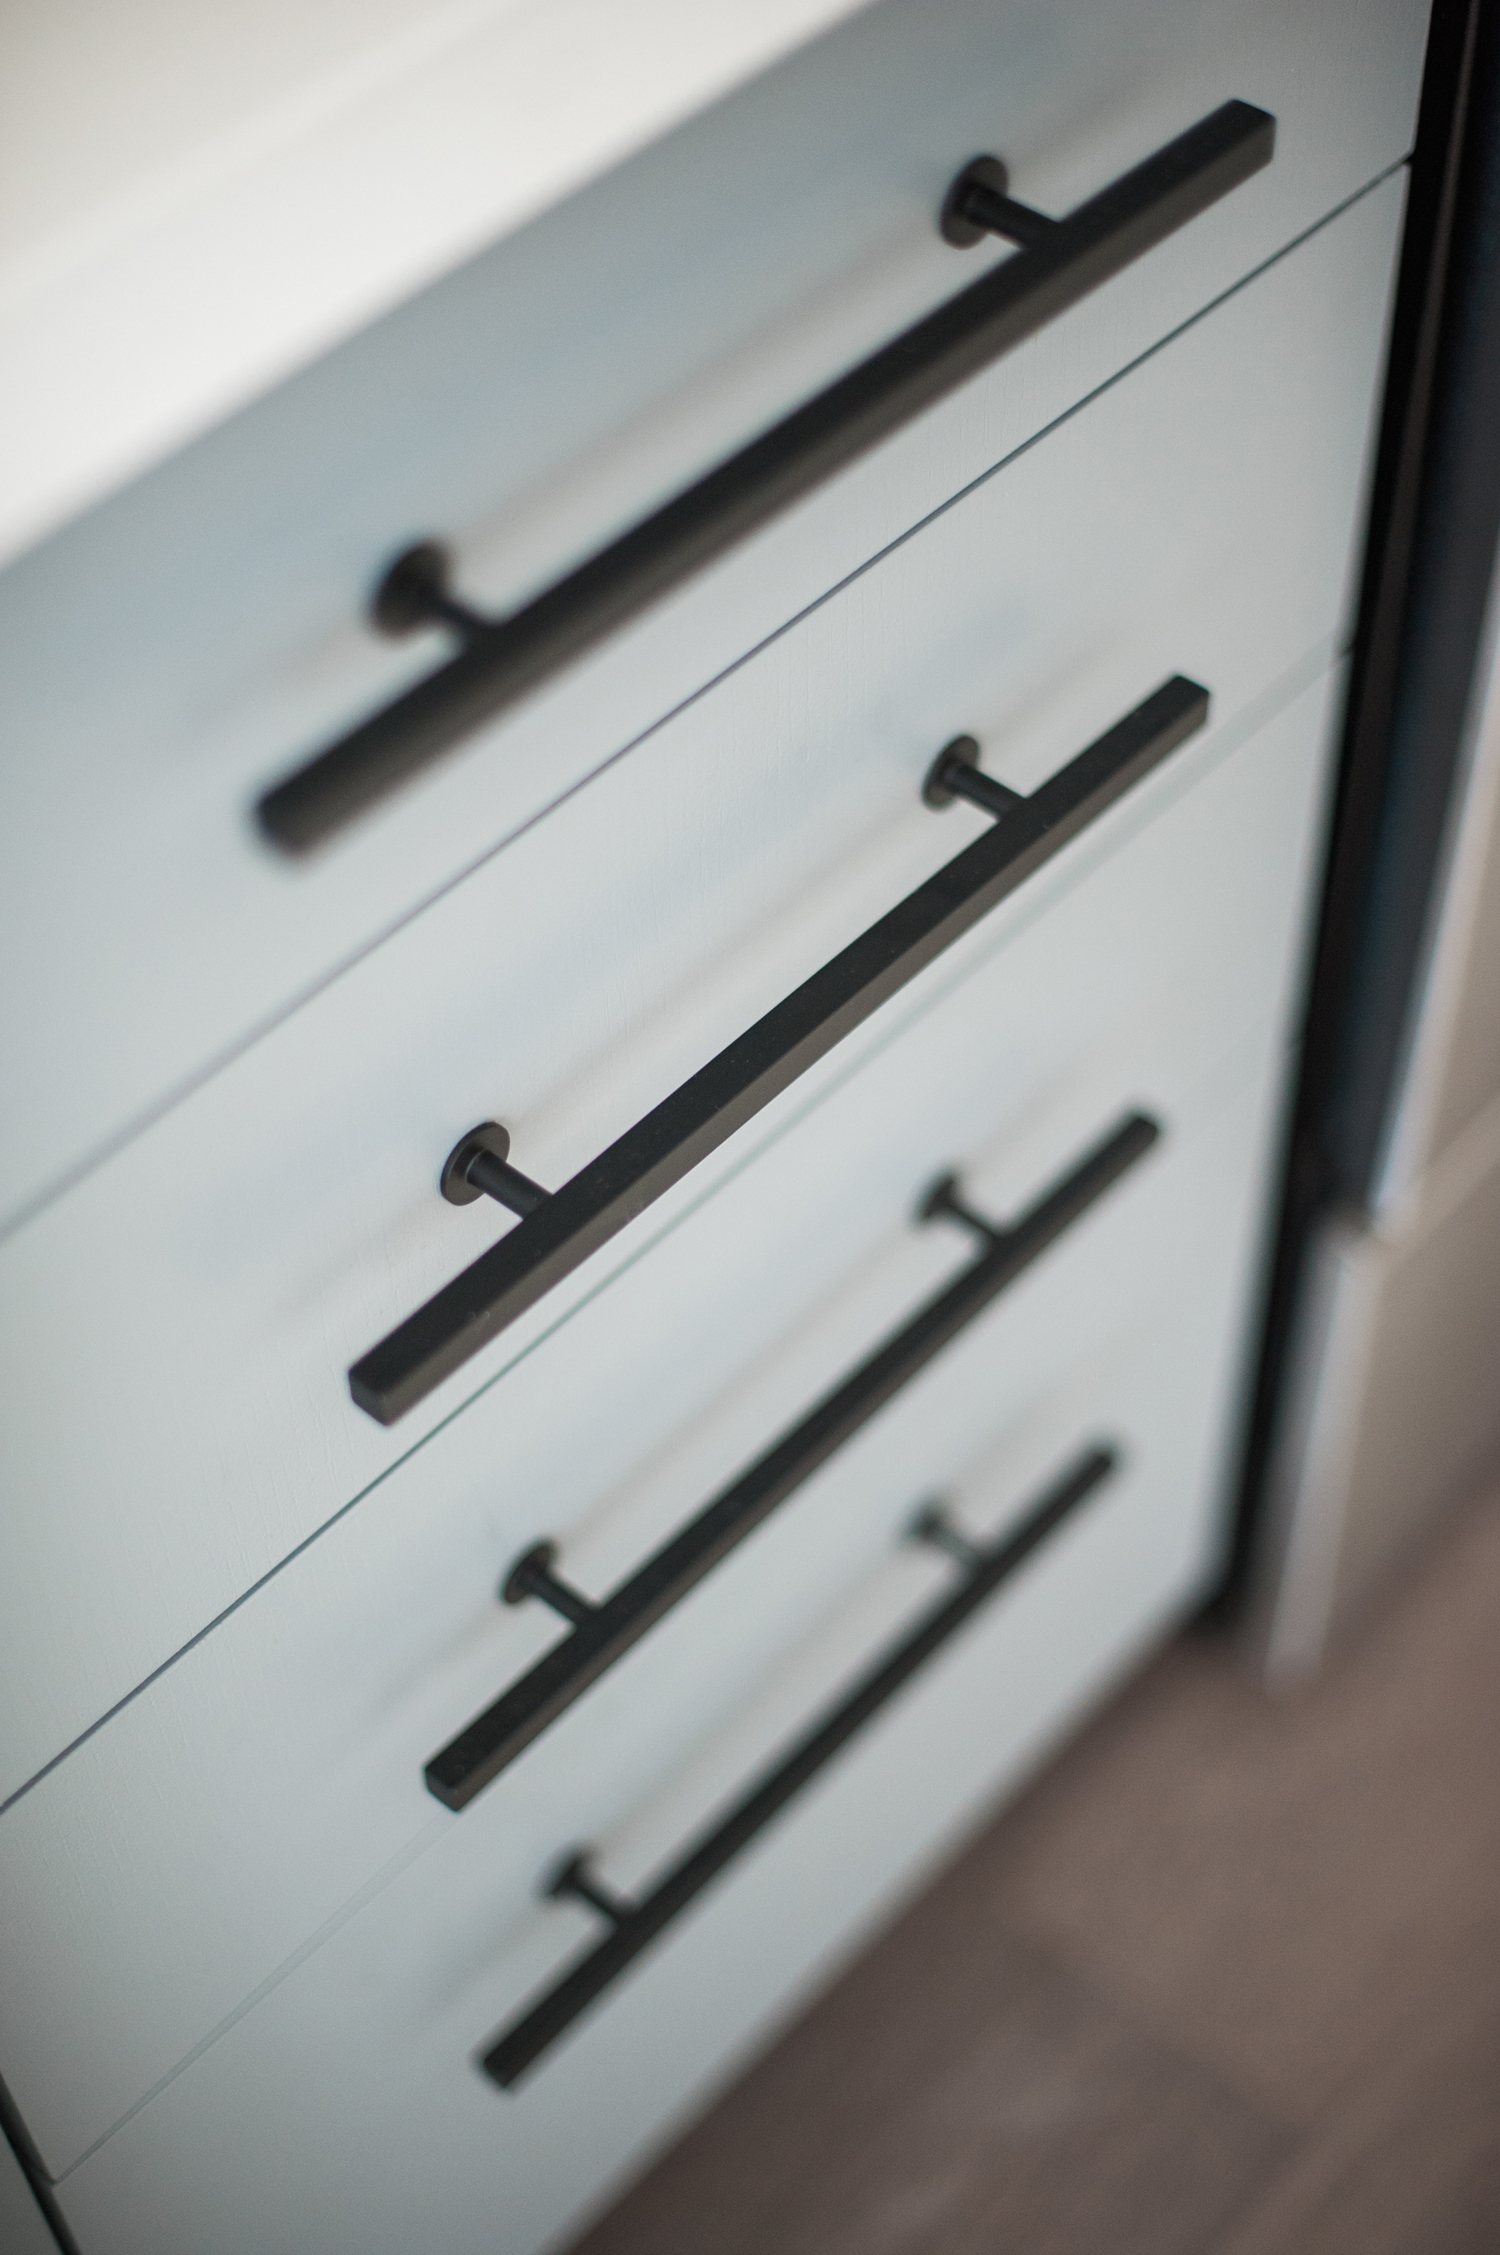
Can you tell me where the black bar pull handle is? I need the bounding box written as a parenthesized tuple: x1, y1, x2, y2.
(479, 1441, 1119, 2087)
(256, 102, 1270, 854)
(349, 675, 1205, 1427)
(424, 1108, 1158, 1812)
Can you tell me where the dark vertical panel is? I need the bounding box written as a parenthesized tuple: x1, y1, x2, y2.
(1217, 0, 1493, 1609)
(1326, 2, 1500, 1196)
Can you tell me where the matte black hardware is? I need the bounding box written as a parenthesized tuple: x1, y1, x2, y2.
(501, 1542, 597, 1628)
(350, 676, 1205, 1427)
(922, 734, 1025, 817)
(439, 1122, 551, 1217)
(918, 1170, 1009, 1247)
(480, 1442, 1118, 2087)
(423, 1109, 1157, 1812)
(256, 103, 1269, 854)
(372, 543, 491, 644)
(939, 156, 1060, 251)
(543, 1852, 634, 1929)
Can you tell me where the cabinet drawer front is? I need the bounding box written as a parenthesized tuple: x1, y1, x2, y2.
(0, 657, 1338, 1813)
(335, 169, 1398, 1431)
(1, 922, 1302, 2177)
(50, 1217, 1263, 2255)
(0, 7, 1421, 1232)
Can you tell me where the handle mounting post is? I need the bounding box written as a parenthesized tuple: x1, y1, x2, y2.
(918, 1171, 1009, 1247)
(545, 1853, 636, 1930)
(501, 1542, 599, 1628)
(939, 156, 1060, 251)
(908, 1500, 985, 1572)
(922, 735, 1026, 817)
(372, 542, 492, 644)
(440, 1122, 551, 1216)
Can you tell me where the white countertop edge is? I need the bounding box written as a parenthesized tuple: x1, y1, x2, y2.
(0, 0, 873, 574)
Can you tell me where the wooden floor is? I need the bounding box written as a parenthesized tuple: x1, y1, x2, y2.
(565, 1475, 1500, 2255)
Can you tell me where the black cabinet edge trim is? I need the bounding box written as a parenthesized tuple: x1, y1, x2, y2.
(1217, 0, 1496, 1618)
(0, 2074, 82, 2255)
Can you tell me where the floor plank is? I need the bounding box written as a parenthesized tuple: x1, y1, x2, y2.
(983, 1480, 1500, 2123)
(1212, 1994, 1500, 2255)
(566, 1916, 1291, 2255)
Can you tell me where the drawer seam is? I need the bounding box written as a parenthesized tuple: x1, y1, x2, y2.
(0, 153, 1407, 1251)
(42, 1814, 449, 2186)
(0, 639, 1336, 1823)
